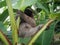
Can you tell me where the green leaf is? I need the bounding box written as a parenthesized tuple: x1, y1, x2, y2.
(38, 0, 52, 3)
(0, 9, 17, 22)
(49, 13, 60, 20)
(54, 0, 60, 2)
(0, 0, 6, 8)
(36, 2, 49, 13)
(0, 22, 7, 34)
(39, 10, 46, 20)
(19, 38, 31, 45)
(0, 9, 8, 22)
(34, 22, 56, 45)
(13, 0, 37, 11)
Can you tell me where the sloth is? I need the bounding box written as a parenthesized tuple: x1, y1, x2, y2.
(16, 8, 43, 38)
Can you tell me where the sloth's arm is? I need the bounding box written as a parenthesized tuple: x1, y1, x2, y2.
(18, 23, 43, 37)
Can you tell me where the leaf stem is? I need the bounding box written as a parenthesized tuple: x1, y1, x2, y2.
(6, 0, 18, 45)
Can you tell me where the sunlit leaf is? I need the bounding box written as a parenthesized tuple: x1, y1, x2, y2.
(13, 0, 37, 11)
(49, 13, 60, 20)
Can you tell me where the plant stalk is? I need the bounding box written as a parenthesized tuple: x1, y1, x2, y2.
(6, 0, 18, 45)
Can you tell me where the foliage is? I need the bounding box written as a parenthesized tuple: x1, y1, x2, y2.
(0, 0, 60, 45)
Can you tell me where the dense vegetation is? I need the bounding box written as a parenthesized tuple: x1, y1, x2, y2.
(0, 0, 60, 45)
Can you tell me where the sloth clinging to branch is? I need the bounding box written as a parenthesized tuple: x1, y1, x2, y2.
(16, 8, 43, 38)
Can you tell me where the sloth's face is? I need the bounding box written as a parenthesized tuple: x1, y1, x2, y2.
(24, 8, 33, 18)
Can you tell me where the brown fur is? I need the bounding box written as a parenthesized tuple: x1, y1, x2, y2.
(16, 10, 43, 38)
